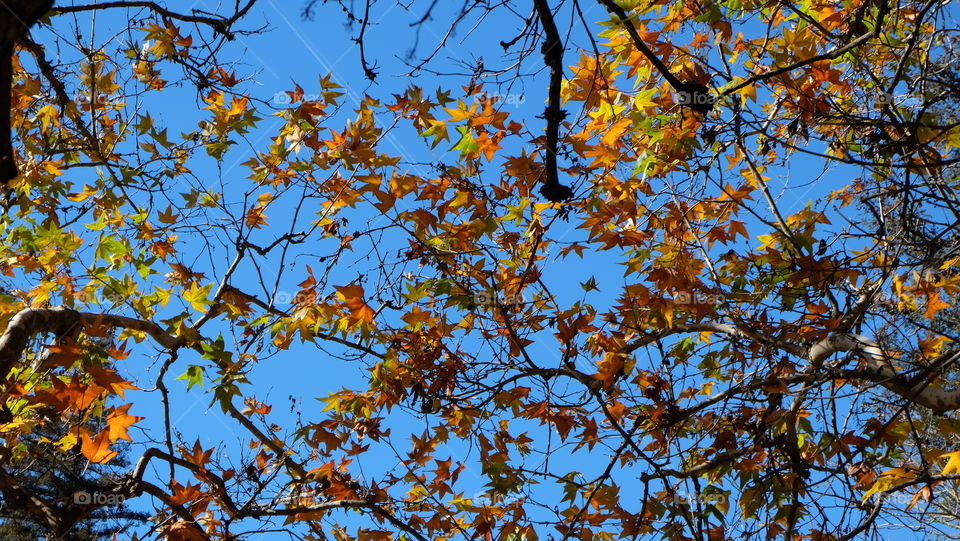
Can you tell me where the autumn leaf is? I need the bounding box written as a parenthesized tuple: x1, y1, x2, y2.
(81, 428, 119, 464)
(160, 521, 207, 541)
(183, 282, 214, 313)
(86, 365, 139, 398)
(106, 404, 143, 442)
(861, 467, 916, 504)
(7, 1, 960, 540)
(940, 451, 960, 475)
(334, 284, 375, 326)
(925, 291, 950, 319)
(157, 205, 180, 224)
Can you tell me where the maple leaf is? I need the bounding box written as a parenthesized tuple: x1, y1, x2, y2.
(81, 428, 119, 464)
(245, 204, 269, 228)
(183, 282, 214, 313)
(401, 306, 433, 329)
(334, 284, 376, 326)
(31, 376, 106, 412)
(157, 205, 180, 224)
(940, 451, 960, 475)
(924, 291, 950, 319)
(106, 403, 143, 442)
(86, 365, 139, 398)
(182, 440, 214, 470)
(160, 521, 207, 541)
(861, 467, 916, 504)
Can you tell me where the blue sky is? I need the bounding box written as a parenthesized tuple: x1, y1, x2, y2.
(15, 0, 960, 539)
(94, 2, 613, 537)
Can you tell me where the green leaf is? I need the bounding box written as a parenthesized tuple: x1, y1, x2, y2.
(177, 365, 204, 390)
(451, 125, 478, 157)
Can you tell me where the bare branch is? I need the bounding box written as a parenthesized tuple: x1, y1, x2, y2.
(50, 1, 258, 38)
(533, 0, 574, 202)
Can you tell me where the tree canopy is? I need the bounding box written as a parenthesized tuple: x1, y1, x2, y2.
(3, 0, 960, 539)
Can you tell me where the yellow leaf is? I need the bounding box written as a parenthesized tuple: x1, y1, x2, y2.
(55, 432, 78, 451)
(183, 283, 214, 313)
(43, 162, 64, 177)
(739, 83, 757, 105)
(860, 467, 916, 504)
(67, 184, 97, 202)
(37, 104, 60, 133)
(940, 451, 960, 475)
(940, 257, 960, 270)
(227, 96, 249, 118)
(756, 234, 777, 250)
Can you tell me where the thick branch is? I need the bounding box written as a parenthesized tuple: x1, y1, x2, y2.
(0, 307, 184, 378)
(595, 0, 682, 89)
(131, 447, 241, 516)
(620, 321, 806, 358)
(532, 0, 573, 202)
(622, 320, 960, 412)
(0, 0, 55, 183)
(808, 333, 960, 413)
(596, 0, 713, 113)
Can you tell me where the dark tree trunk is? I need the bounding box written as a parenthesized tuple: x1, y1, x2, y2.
(1, 1, 55, 184)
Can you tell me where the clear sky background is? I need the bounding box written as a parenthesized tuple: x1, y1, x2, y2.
(21, 0, 960, 539)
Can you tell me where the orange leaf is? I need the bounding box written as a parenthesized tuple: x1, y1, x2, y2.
(81, 428, 118, 464)
(161, 521, 207, 541)
(107, 404, 143, 442)
(86, 365, 139, 398)
(925, 292, 950, 319)
(183, 440, 213, 469)
(334, 284, 375, 326)
(32, 376, 106, 412)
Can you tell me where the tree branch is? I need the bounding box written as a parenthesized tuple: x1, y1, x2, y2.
(50, 1, 258, 39)
(809, 333, 960, 413)
(0, 0, 55, 183)
(622, 320, 960, 412)
(0, 307, 185, 379)
(533, 0, 573, 202)
(596, 0, 713, 113)
(720, 0, 890, 98)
